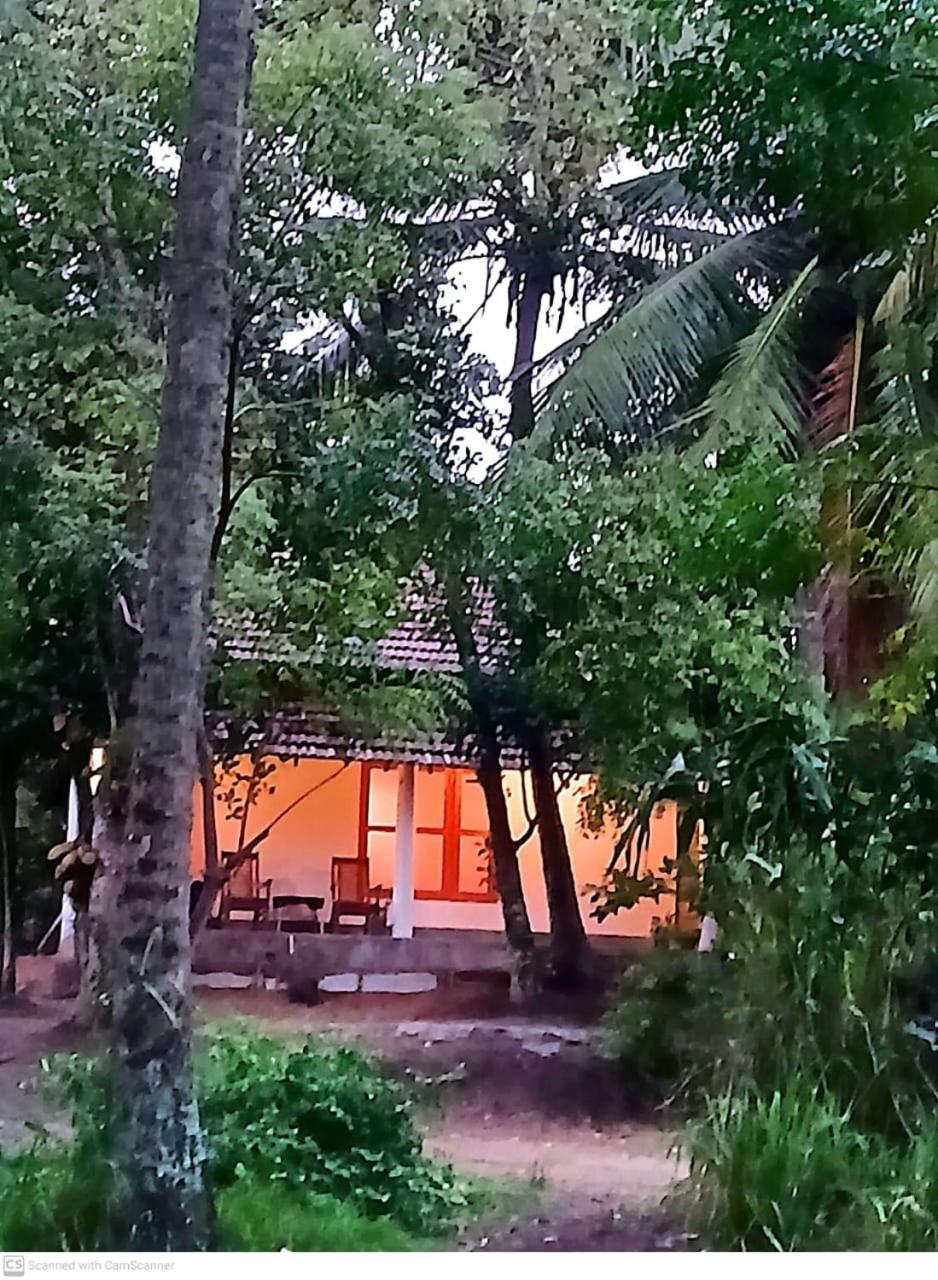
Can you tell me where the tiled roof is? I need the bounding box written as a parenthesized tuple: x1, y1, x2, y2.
(217, 575, 513, 677)
(212, 576, 555, 769)
(209, 706, 526, 770)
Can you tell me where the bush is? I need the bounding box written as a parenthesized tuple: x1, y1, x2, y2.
(706, 837, 936, 1134)
(684, 1087, 938, 1251)
(199, 1030, 469, 1234)
(600, 951, 727, 1105)
(603, 844, 936, 1128)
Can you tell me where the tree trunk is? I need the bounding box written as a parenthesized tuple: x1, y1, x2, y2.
(198, 726, 219, 878)
(102, 0, 254, 1250)
(507, 269, 549, 440)
(188, 724, 222, 939)
(526, 725, 592, 988)
(475, 728, 538, 994)
(0, 756, 18, 999)
(445, 588, 537, 987)
(78, 837, 111, 1030)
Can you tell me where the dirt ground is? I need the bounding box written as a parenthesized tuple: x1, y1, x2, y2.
(0, 958, 688, 1251)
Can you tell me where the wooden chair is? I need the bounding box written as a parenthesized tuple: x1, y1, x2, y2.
(219, 850, 272, 925)
(327, 857, 388, 934)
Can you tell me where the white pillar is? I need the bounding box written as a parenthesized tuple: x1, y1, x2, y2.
(698, 915, 719, 952)
(391, 763, 415, 940)
(57, 778, 80, 954)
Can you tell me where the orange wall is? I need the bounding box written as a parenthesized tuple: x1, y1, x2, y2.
(193, 757, 677, 938)
(193, 759, 364, 906)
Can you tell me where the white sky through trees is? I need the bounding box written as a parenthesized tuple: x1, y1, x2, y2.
(149, 139, 644, 472)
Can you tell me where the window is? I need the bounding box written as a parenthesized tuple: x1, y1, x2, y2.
(357, 765, 497, 904)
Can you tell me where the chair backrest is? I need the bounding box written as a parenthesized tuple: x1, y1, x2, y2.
(331, 856, 368, 903)
(224, 851, 259, 899)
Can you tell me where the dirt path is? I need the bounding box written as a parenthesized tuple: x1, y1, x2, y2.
(427, 1110, 686, 1250)
(425, 1112, 684, 1207)
(0, 1001, 78, 1150)
(467, 1208, 686, 1251)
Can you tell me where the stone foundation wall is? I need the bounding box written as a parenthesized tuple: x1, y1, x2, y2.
(192, 927, 646, 999)
(193, 928, 513, 982)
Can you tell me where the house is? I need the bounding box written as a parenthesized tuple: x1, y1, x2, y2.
(194, 708, 680, 944)
(191, 595, 684, 974)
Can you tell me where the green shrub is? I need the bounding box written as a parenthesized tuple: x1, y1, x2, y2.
(603, 845, 935, 1128)
(600, 951, 727, 1105)
(198, 1030, 468, 1234)
(683, 1087, 938, 1251)
(216, 1178, 416, 1251)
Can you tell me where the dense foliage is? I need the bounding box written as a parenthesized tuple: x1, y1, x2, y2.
(601, 953, 727, 1105)
(199, 1031, 468, 1233)
(634, 0, 938, 249)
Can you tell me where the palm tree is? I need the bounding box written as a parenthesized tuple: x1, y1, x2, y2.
(534, 211, 938, 701)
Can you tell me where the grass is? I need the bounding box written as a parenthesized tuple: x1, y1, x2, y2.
(0, 1145, 107, 1251)
(216, 1179, 418, 1251)
(680, 1086, 938, 1251)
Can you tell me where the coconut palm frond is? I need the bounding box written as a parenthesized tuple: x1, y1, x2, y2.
(302, 319, 357, 377)
(874, 228, 938, 327)
(910, 534, 938, 629)
(868, 355, 938, 442)
(600, 168, 757, 232)
(875, 265, 914, 329)
(858, 420, 938, 601)
(869, 276, 938, 443)
(531, 226, 802, 449)
(689, 256, 820, 459)
(412, 211, 501, 257)
(620, 222, 734, 271)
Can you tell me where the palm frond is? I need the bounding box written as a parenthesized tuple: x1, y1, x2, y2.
(689, 257, 820, 459)
(872, 362, 938, 441)
(873, 228, 938, 327)
(600, 168, 758, 231)
(911, 537, 938, 628)
(617, 223, 735, 272)
(531, 225, 802, 449)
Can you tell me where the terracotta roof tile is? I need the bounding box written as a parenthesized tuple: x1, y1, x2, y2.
(211, 576, 569, 769)
(209, 706, 526, 770)
(217, 575, 513, 677)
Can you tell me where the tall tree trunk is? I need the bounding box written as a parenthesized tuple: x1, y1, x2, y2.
(101, 0, 254, 1250)
(508, 268, 549, 440)
(189, 723, 223, 939)
(0, 755, 18, 999)
(526, 724, 592, 987)
(476, 724, 539, 994)
(445, 588, 537, 988)
(197, 725, 219, 879)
